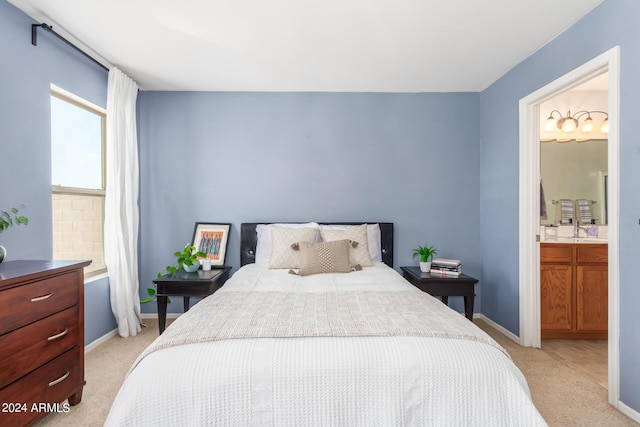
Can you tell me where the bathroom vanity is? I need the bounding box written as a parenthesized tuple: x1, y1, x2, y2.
(540, 241, 608, 339)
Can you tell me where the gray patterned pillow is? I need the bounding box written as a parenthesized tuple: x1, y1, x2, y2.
(319, 223, 373, 267)
(269, 225, 318, 269)
(294, 240, 353, 276)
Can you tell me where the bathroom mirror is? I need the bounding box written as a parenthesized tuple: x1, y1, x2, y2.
(539, 76, 608, 226)
(540, 139, 608, 225)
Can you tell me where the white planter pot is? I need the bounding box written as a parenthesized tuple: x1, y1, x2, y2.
(419, 261, 431, 273)
(183, 260, 200, 272)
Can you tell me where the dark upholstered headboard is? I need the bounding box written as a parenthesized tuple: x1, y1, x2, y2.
(240, 222, 394, 268)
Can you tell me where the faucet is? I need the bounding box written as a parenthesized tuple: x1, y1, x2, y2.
(573, 220, 588, 238)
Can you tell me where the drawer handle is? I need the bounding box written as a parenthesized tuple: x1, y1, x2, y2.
(47, 328, 69, 341)
(48, 371, 70, 387)
(31, 293, 54, 302)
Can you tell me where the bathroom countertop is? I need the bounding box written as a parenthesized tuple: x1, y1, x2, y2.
(541, 225, 608, 244)
(541, 237, 608, 244)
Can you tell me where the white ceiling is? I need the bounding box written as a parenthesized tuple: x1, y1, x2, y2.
(10, 0, 604, 92)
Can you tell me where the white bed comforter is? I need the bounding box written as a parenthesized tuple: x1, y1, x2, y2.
(106, 264, 547, 426)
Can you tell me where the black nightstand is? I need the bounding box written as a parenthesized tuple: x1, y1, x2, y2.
(400, 266, 479, 321)
(153, 266, 231, 334)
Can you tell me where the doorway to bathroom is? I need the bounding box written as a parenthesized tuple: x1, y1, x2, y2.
(539, 72, 609, 390)
(518, 46, 619, 405)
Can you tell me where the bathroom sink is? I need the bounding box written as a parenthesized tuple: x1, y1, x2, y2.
(545, 237, 608, 243)
(572, 237, 608, 243)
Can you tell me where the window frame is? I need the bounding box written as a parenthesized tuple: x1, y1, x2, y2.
(50, 84, 107, 278)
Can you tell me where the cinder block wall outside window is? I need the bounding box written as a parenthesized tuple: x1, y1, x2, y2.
(52, 193, 105, 275)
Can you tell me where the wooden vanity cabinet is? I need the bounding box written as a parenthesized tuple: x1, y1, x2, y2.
(0, 260, 90, 427)
(576, 245, 608, 332)
(540, 243, 607, 339)
(540, 245, 573, 333)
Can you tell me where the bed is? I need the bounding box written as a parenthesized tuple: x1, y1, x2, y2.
(106, 222, 546, 426)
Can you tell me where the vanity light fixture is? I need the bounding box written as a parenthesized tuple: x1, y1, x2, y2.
(544, 110, 609, 134)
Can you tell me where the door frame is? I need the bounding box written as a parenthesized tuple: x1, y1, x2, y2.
(518, 46, 620, 405)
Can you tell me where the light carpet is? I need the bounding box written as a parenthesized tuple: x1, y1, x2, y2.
(35, 318, 638, 426)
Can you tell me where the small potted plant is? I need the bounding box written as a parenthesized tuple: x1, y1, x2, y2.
(157, 243, 206, 276)
(412, 244, 437, 273)
(142, 244, 207, 303)
(0, 205, 29, 264)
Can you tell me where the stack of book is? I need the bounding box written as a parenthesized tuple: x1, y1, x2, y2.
(430, 258, 462, 276)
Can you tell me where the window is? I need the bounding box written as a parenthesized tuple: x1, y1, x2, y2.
(51, 85, 107, 277)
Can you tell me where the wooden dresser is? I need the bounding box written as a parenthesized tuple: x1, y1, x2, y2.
(540, 243, 607, 339)
(0, 260, 90, 426)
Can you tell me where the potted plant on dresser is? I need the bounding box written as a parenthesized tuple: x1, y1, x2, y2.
(412, 244, 438, 272)
(0, 205, 29, 264)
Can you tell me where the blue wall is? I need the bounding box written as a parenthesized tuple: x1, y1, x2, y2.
(0, 0, 116, 344)
(137, 91, 481, 313)
(480, 0, 640, 412)
(5, 0, 640, 415)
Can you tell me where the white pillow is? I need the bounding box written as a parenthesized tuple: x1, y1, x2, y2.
(269, 225, 319, 269)
(366, 224, 383, 262)
(319, 224, 373, 267)
(319, 223, 382, 262)
(255, 222, 319, 264)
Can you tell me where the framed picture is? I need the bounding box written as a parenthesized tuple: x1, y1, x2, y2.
(191, 222, 231, 267)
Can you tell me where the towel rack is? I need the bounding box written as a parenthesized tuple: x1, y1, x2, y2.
(551, 200, 597, 204)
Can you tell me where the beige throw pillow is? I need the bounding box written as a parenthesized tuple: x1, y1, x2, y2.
(295, 240, 353, 276)
(269, 225, 318, 269)
(319, 223, 373, 267)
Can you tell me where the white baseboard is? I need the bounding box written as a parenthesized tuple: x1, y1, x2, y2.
(85, 329, 118, 353)
(474, 313, 521, 344)
(140, 312, 181, 320)
(618, 401, 640, 424)
(84, 314, 182, 352)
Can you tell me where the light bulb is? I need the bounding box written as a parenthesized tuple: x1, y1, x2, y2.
(561, 118, 577, 133)
(543, 116, 556, 132)
(600, 119, 609, 133)
(580, 117, 594, 133)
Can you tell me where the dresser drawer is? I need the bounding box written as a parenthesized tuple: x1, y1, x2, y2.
(0, 271, 79, 335)
(0, 306, 79, 389)
(0, 347, 81, 427)
(540, 244, 573, 263)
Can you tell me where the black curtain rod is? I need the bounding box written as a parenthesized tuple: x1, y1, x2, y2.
(31, 23, 109, 72)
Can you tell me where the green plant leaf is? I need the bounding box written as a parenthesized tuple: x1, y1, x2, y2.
(412, 244, 437, 262)
(0, 206, 29, 234)
(140, 297, 151, 304)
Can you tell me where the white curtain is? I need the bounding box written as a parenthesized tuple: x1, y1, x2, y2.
(104, 67, 141, 337)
